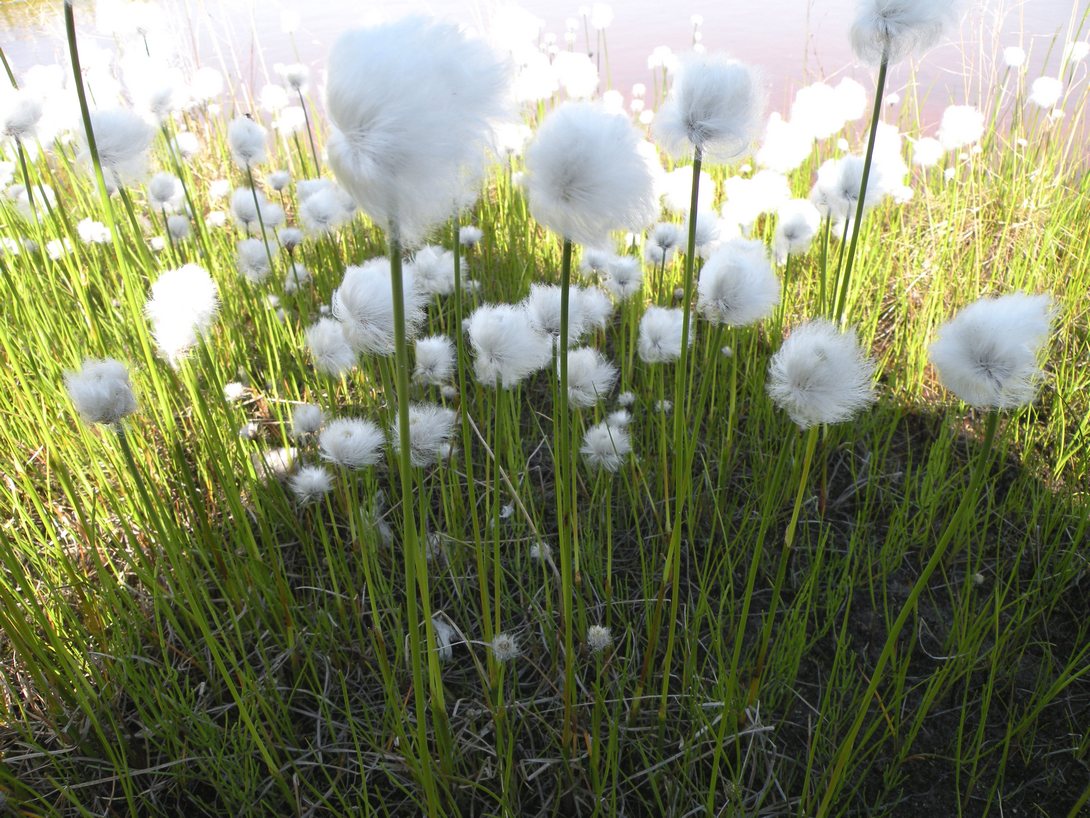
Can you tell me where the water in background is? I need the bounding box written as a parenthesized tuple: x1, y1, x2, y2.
(2, 0, 1086, 128)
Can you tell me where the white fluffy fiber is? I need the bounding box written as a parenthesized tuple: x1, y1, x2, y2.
(146, 264, 219, 365)
(638, 306, 689, 363)
(928, 293, 1055, 409)
(581, 420, 631, 472)
(320, 417, 385, 468)
(227, 116, 268, 168)
(603, 256, 643, 301)
(391, 403, 457, 467)
(850, 0, 964, 65)
(524, 283, 608, 344)
(414, 335, 456, 385)
(525, 101, 657, 246)
(289, 465, 334, 504)
(305, 317, 356, 376)
(408, 245, 458, 296)
(236, 238, 271, 284)
(773, 199, 821, 263)
(326, 17, 509, 240)
(696, 239, 779, 327)
(654, 53, 765, 162)
(766, 319, 876, 428)
(467, 303, 553, 387)
(937, 105, 984, 151)
(64, 358, 138, 426)
(565, 347, 618, 408)
(0, 90, 43, 140)
(83, 108, 155, 191)
(332, 258, 427, 355)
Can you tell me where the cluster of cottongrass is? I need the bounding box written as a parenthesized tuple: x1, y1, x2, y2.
(25, 0, 1079, 812)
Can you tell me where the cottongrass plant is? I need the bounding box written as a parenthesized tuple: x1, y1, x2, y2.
(644, 50, 765, 716)
(5, 6, 1084, 816)
(835, 0, 967, 322)
(325, 17, 509, 799)
(819, 292, 1057, 815)
(524, 99, 655, 743)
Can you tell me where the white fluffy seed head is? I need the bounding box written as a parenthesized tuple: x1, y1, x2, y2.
(581, 420, 631, 472)
(326, 17, 509, 240)
(638, 306, 689, 363)
(1029, 77, 1063, 109)
(937, 105, 985, 151)
(267, 170, 291, 191)
(767, 319, 877, 428)
(332, 258, 427, 355)
(467, 303, 553, 388)
(928, 293, 1055, 409)
(167, 214, 190, 239)
(604, 256, 643, 301)
(911, 137, 945, 168)
(1, 91, 43, 140)
(810, 155, 888, 223)
(525, 101, 657, 246)
(391, 403, 457, 467)
(414, 335, 456, 385)
(299, 186, 351, 235)
(278, 227, 304, 250)
(147, 172, 182, 209)
(82, 108, 155, 192)
(654, 53, 765, 162)
(696, 239, 780, 326)
(237, 238, 272, 284)
(587, 624, 613, 653)
(565, 347, 618, 408)
(146, 264, 219, 365)
(320, 417, 385, 468)
(850, 0, 965, 66)
(408, 245, 458, 296)
(291, 403, 324, 438)
(491, 632, 520, 663)
(645, 222, 684, 265)
(65, 358, 138, 425)
(306, 317, 357, 376)
(459, 225, 484, 246)
(289, 465, 333, 504)
(227, 116, 268, 168)
(773, 199, 821, 263)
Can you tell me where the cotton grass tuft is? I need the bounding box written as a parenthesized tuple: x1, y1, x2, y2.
(928, 293, 1055, 409)
(525, 102, 657, 247)
(65, 358, 138, 426)
(326, 17, 509, 240)
(767, 320, 876, 428)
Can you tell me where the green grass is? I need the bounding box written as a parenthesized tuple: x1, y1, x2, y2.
(1, 15, 1088, 818)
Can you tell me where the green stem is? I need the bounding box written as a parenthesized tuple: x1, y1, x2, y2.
(388, 229, 443, 814)
(833, 52, 889, 324)
(0, 45, 16, 88)
(298, 89, 322, 174)
(815, 410, 1001, 817)
(557, 237, 576, 747)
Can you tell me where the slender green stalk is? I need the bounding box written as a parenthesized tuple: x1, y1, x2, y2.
(64, 1, 116, 234)
(297, 89, 322, 173)
(0, 45, 16, 88)
(749, 423, 820, 703)
(833, 50, 889, 323)
(557, 237, 576, 746)
(656, 148, 703, 718)
(388, 229, 443, 816)
(815, 410, 1001, 817)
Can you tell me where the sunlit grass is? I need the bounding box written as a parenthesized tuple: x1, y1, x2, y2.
(0, 5, 1088, 818)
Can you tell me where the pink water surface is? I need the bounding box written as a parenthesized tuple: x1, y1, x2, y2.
(4, 0, 1086, 127)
